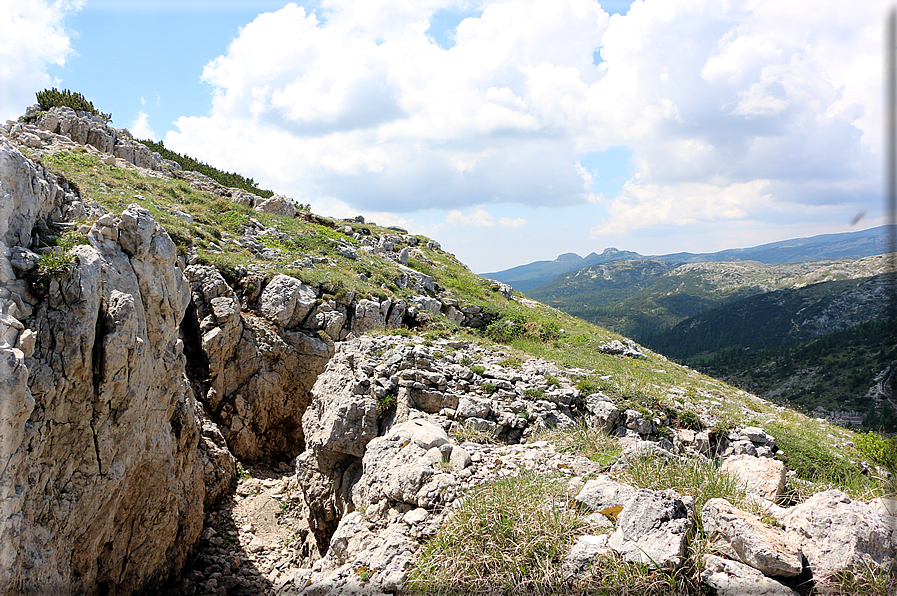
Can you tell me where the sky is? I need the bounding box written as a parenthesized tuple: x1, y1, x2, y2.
(1, 0, 890, 273)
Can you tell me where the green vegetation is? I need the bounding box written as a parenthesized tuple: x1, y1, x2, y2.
(855, 431, 897, 475)
(622, 452, 752, 523)
(450, 424, 497, 444)
(377, 391, 397, 415)
(527, 255, 894, 432)
(37, 150, 424, 303)
(410, 471, 705, 596)
(35, 88, 111, 122)
(138, 138, 276, 199)
(35, 229, 91, 278)
(535, 419, 620, 466)
(409, 473, 586, 595)
(766, 420, 892, 502)
(692, 320, 897, 430)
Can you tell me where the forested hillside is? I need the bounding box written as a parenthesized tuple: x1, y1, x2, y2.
(528, 257, 896, 429)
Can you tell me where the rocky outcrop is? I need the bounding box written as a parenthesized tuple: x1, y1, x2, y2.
(702, 498, 803, 578)
(184, 265, 334, 462)
(0, 137, 205, 595)
(779, 490, 897, 581)
(5, 106, 164, 171)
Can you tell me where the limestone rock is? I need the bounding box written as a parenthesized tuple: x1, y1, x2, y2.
(720, 454, 786, 501)
(565, 535, 611, 571)
(0, 175, 204, 594)
(584, 393, 619, 431)
(607, 488, 692, 569)
(254, 194, 296, 217)
(701, 555, 800, 596)
(702, 498, 803, 577)
(352, 419, 451, 508)
(187, 266, 333, 461)
(780, 489, 897, 579)
(351, 298, 387, 336)
(574, 475, 638, 513)
(258, 274, 317, 328)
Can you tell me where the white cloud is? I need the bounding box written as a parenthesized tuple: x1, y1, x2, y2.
(0, 0, 83, 121)
(130, 111, 157, 141)
(590, 179, 773, 237)
(498, 216, 527, 228)
(447, 206, 527, 227)
(166, 0, 887, 243)
(167, 0, 609, 211)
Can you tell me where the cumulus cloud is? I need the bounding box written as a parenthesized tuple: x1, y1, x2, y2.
(167, 0, 609, 211)
(166, 0, 886, 240)
(0, 0, 83, 121)
(447, 206, 527, 227)
(130, 111, 157, 141)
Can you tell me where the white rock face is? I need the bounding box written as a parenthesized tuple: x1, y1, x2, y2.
(720, 454, 786, 501)
(254, 194, 296, 217)
(701, 555, 799, 596)
(258, 274, 318, 328)
(574, 475, 638, 512)
(0, 140, 204, 595)
(187, 266, 334, 461)
(781, 489, 897, 580)
(606, 488, 693, 569)
(702, 498, 803, 577)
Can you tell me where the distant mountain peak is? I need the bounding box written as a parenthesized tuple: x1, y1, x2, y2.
(556, 252, 582, 262)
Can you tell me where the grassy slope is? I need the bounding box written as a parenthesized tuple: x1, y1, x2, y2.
(34, 144, 892, 488)
(34, 143, 896, 595)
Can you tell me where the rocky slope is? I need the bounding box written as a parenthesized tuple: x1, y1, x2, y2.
(0, 106, 894, 596)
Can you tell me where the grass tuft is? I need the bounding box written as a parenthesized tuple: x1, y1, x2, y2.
(622, 452, 752, 525)
(535, 418, 621, 467)
(409, 474, 584, 596)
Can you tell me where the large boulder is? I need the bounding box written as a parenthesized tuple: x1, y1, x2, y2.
(258, 274, 317, 329)
(352, 419, 451, 508)
(780, 490, 897, 580)
(606, 488, 693, 569)
(702, 498, 803, 577)
(254, 194, 296, 217)
(720, 455, 786, 501)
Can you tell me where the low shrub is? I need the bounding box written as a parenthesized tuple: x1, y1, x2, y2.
(36, 88, 111, 121)
(673, 410, 703, 431)
(855, 431, 897, 473)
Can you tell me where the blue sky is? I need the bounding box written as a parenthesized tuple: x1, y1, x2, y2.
(2, 0, 888, 273)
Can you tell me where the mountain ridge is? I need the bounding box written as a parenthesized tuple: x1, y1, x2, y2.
(484, 225, 892, 291)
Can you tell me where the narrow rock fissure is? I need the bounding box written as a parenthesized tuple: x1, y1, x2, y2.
(179, 300, 210, 410)
(91, 298, 107, 401)
(91, 298, 107, 475)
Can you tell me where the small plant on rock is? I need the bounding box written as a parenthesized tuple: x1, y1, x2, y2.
(674, 410, 703, 431)
(523, 387, 544, 399)
(377, 391, 397, 416)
